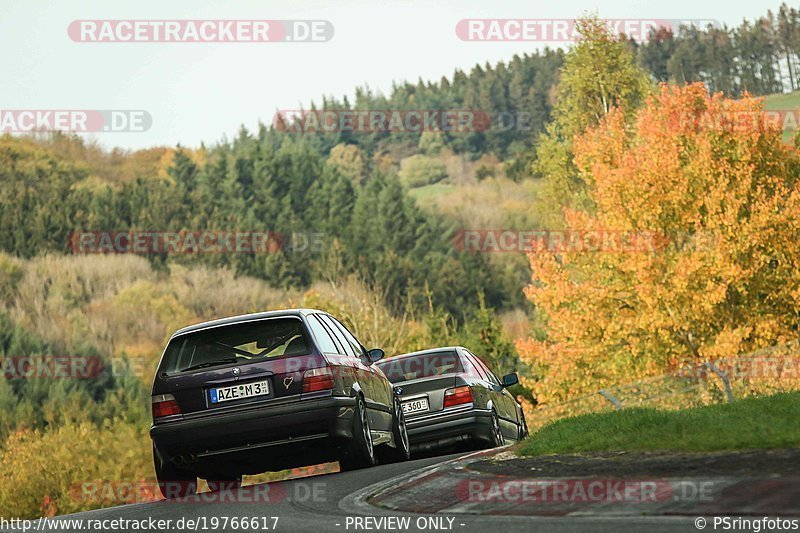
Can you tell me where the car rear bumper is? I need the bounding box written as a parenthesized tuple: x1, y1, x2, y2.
(405, 405, 494, 448)
(150, 395, 357, 473)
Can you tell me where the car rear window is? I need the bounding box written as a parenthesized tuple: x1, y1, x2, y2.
(159, 317, 310, 375)
(376, 351, 463, 383)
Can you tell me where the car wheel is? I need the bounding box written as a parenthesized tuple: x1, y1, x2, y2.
(377, 399, 411, 463)
(339, 395, 377, 471)
(206, 477, 243, 492)
(153, 444, 197, 499)
(489, 409, 504, 448)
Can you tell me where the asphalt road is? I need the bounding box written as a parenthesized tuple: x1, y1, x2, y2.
(28, 452, 705, 533)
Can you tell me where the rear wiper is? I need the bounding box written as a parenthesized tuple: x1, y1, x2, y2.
(214, 341, 257, 358)
(252, 332, 298, 358)
(181, 358, 237, 372)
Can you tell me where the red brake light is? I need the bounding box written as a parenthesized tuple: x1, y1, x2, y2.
(152, 394, 181, 418)
(443, 386, 473, 408)
(302, 367, 334, 393)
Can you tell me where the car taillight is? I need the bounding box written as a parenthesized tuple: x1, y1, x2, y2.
(302, 367, 334, 393)
(443, 386, 473, 408)
(152, 394, 181, 418)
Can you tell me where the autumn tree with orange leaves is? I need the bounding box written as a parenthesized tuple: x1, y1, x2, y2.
(518, 83, 800, 404)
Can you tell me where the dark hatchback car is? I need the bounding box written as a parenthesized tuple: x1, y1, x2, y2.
(375, 346, 528, 452)
(150, 309, 409, 497)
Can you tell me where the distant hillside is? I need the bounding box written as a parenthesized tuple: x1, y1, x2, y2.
(0, 134, 525, 318)
(5, 3, 800, 322)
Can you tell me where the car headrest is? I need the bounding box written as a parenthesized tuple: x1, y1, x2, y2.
(283, 336, 308, 356)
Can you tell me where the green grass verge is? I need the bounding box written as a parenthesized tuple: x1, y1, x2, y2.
(519, 392, 800, 456)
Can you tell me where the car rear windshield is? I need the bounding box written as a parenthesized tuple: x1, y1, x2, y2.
(376, 351, 463, 383)
(159, 317, 310, 375)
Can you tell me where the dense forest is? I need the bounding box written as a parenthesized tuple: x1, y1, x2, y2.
(634, 3, 800, 96)
(273, 3, 800, 172)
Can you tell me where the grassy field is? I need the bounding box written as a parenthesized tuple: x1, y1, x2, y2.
(764, 90, 800, 142)
(764, 89, 800, 110)
(408, 182, 454, 203)
(519, 392, 800, 456)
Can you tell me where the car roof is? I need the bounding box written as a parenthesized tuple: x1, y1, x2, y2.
(376, 346, 465, 364)
(170, 308, 326, 338)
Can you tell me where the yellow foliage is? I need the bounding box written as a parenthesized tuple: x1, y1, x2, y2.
(0, 422, 152, 518)
(302, 277, 429, 356)
(521, 84, 800, 404)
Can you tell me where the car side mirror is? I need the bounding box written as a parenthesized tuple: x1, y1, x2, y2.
(366, 348, 385, 364)
(501, 372, 519, 388)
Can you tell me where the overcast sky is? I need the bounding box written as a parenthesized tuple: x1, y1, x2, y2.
(0, 0, 786, 150)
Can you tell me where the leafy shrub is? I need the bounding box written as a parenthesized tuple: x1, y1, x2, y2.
(0, 421, 153, 518)
(475, 164, 494, 181)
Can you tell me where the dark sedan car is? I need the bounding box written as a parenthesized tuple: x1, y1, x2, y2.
(150, 309, 410, 497)
(375, 346, 528, 452)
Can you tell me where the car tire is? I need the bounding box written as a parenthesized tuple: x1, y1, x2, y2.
(377, 399, 411, 464)
(489, 409, 504, 448)
(339, 395, 377, 471)
(153, 444, 197, 499)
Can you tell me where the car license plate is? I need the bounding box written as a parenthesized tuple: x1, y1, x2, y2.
(401, 397, 429, 414)
(209, 380, 270, 404)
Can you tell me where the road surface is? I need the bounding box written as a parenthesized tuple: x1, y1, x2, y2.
(19, 451, 714, 533)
